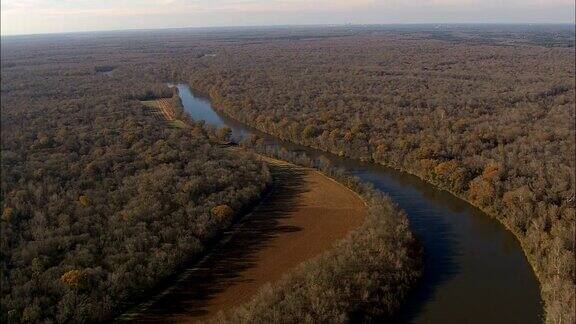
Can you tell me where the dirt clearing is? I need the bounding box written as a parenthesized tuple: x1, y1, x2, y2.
(141, 98, 186, 128)
(124, 157, 366, 323)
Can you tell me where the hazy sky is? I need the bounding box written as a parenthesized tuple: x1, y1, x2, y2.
(1, 0, 574, 36)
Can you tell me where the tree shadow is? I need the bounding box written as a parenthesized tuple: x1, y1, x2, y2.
(131, 164, 307, 322)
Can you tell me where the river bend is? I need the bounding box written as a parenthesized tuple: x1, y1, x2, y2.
(172, 83, 542, 324)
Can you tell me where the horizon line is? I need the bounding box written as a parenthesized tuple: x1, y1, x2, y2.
(1, 22, 574, 38)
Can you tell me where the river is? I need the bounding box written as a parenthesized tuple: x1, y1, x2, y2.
(172, 83, 543, 323)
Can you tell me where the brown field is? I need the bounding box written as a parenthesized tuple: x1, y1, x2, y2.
(123, 156, 367, 323)
(141, 98, 185, 128)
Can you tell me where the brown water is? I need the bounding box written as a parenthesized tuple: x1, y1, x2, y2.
(170, 83, 543, 323)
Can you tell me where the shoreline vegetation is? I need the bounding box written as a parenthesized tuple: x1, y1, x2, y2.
(214, 143, 422, 323)
(182, 75, 573, 323)
(123, 92, 422, 322)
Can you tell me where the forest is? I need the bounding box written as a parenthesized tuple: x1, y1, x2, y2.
(0, 37, 270, 322)
(1, 25, 574, 323)
(160, 26, 574, 323)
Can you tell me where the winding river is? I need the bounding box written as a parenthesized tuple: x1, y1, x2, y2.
(172, 83, 543, 323)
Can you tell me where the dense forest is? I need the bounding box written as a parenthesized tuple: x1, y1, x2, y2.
(0, 37, 270, 322)
(1, 25, 574, 323)
(159, 26, 574, 323)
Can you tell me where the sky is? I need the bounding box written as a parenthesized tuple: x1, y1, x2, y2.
(1, 0, 574, 36)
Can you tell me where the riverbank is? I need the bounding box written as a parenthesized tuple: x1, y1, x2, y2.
(124, 155, 378, 322)
(121, 92, 421, 322)
(212, 147, 421, 323)
(174, 82, 544, 323)
(208, 94, 560, 322)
